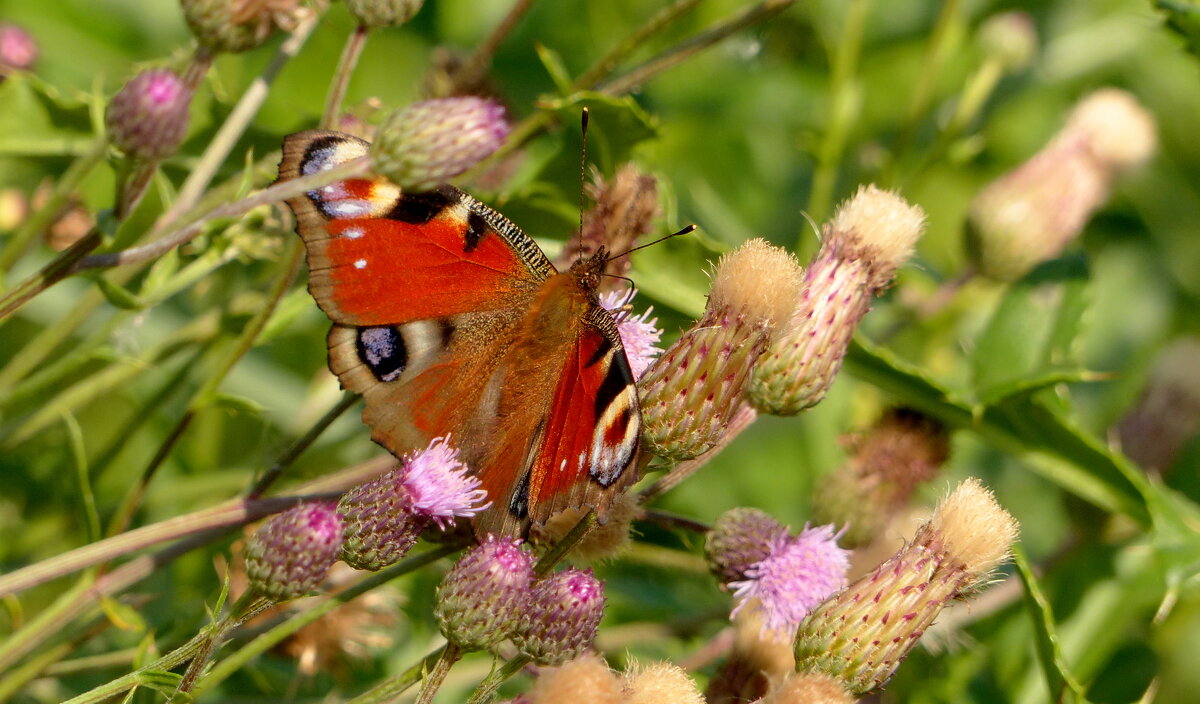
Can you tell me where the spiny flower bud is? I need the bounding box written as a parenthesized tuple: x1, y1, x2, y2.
(640, 239, 803, 460)
(812, 407, 950, 547)
(623, 661, 706, 704)
(0, 23, 37, 74)
(533, 491, 641, 563)
(245, 502, 343, 601)
(371, 97, 510, 191)
(749, 185, 925, 415)
(346, 0, 424, 28)
(706, 507, 789, 585)
(557, 163, 660, 282)
(528, 652, 623, 704)
(340, 436, 488, 570)
(729, 525, 849, 637)
(182, 0, 304, 53)
(434, 536, 534, 651)
(513, 568, 605, 665)
(105, 69, 192, 161)
(978, 11, 1037, 72)
(794, 478, 1019, 695)
(754, 672, 855, 704)
(600, 288, 663, 380)
(967, 88, 1156, 281)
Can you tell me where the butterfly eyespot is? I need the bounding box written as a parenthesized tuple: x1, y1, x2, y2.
(357, 326, 408, 382)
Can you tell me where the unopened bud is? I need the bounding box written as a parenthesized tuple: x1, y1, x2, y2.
(245, 502, 343, 601)
(181, 0, 303, 54)
(513, 568, 605, 665)
(371, 97, 510, 191)
(346, 0, 424, 28)
(434, 537, 534, 651)
(106, 69, 192, 161)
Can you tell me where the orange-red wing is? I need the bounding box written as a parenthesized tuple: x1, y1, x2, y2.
(280, 130, 556, 327)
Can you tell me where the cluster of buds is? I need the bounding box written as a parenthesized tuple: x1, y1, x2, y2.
(794, 478, 1019, 695)
(338, 436, 489, 570)
(967, 88, 1157, 281)
(105, 68, 194, 162)
(371, 97, 511, 191)
(812, 407, 951, 547)
(181, 0, 307, 54)
(0, 23, 37, 76)
(749, 185, 926, 415)
(434, 538, 606, 664)
(639, 239, 804, 460)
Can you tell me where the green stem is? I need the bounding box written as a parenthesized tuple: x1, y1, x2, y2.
(0, 137, 107, 277)
(347, 646, 448, 704)
(322, 24, 369, 130)
(534, 511, 594, 577)
(444, 0, 538, 96)
(60, 633, 211, 704)
(248, 391, 359, 499)
(195, 545, 462, 695)
(0, 229, 103, 322)
(571, 0, 704, 91)
(806, 0, 869, 224)
(466, 655, 531, 704)
(174, 594, 273, 696)
(414, 643, 463, 704)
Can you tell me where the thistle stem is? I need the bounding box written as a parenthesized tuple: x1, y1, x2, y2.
(443, 0, 538, 96)
(322, 24, 369, 130)
(572, 0, 704, 91)
(414, 642, 463, 704)
(466, 654, 532, 704)
(248, 391, 360, 499)
(347, 646, 449, 704)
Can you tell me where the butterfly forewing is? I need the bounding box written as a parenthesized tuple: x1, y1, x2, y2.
(280, 130, 641, 538)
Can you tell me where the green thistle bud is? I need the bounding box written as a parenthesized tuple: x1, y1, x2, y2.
(346, 0, 424, 28)
(639, 239, 803, 460)
(513, 568, 606, 666)
(105, 69, 192, 161)
(705, 507, 789, 586)
(794, 479, 1018, 695)
(181, 0, 302, 54)
(749, 185, 925, 415)
(370, 97, 510, 191)
(337, 468, 423, 571)
(434, 537, 534, 651)
(978, 11, 1037, 72)
(245, 502, 343, 602)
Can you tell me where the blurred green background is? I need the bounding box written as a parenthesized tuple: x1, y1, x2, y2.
(1, 0, 1199, 702)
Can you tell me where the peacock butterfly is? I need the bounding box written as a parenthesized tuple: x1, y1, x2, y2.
(279, 130, 641, 538)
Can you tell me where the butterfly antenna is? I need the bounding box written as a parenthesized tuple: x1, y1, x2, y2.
(577, 107, 590, 248)
(607, 223, 698, 262)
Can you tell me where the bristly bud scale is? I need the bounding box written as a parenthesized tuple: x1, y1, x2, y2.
(749, 185, 925, 415)
(639, 239, 803, 460)
(0, 23, 37, 75)
(105, 69, 193, 162)
(339, 436, 488, 570)
(245, 501, 343, 602)
(371, 97, 510, 191)
(794, 478, 1019, 695)
(967, 88, 1157, 281)
(434, 536, 534, 651)
(623, 661, 706, 704)
(706, 507, 790, 586)
(812, 407, 950, 547)
(513, 568, 606, 665)
(346, 0, 424, 27)
(181, 0, 305, 54)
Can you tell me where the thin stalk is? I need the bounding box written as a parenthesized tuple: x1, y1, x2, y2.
(115, 161, 158, 221)
(174, 594, 273, 696)
(598, 0, 798, 97)
(0, 229, 102, 321)
(444, 0, 537, 96)
(347, 646, 448, 704)
(248, 391, 359, 499)
(571, 0, 704, 91)
(414, 643, 463, 704)
(638, 508, 711, 534)
(103, 409, 196, 540)
(195, 544, 462, 694)
(806, 0, 869, 223)
(0, 137, 107, 277)
(465, 655, 531, 704)
(59, 634, 210, 704)
(534, 511, 594, 576)
(641, 404, 758, 501)
(322, 24, 369, 130)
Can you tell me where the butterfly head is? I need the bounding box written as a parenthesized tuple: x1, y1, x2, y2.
(567, 246, 612, 294)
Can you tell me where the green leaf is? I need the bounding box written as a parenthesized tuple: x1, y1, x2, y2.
(207, 392, 265, 417)
(535, 43, 574, 94)
(87, 273, 146, 310)
(1013, 545, 1090, 703)
(100, 596, 147, 633)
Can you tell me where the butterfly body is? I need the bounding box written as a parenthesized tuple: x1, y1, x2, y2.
(279, 131, 640, 537)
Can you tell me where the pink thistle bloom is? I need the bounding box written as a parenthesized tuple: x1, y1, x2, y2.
(402, 436, 490, 528)
(599, 288, 663, 380)
(729, 524, 849, 637)
(0, 24, 37, 71)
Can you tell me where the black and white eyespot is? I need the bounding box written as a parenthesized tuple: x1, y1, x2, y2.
(356, 326, 408, 383)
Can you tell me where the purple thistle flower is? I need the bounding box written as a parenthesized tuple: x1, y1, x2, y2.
(729, 524, 849, 637)
(514, 568, 606, 665)
(435, 536, 535, 650)
(105, 68, 192, 161)
(599, 288, 663, 380)
(0, 23, 37, 72)
(245, 501, 343, 601)
(402, 436, 490, 528)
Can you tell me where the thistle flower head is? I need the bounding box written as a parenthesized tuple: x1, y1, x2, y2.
(435, 536, 534, 650)
(346, 0, 425, 28)
(749, 187, 925, 415)
(371, 97, 510, 191)
(623, 662, 706, 704)
(599, 288, 663, 380)
(978, 11, 1036, 72)
(639, 239, 802, 459)
(106, 69, 192, 161)
(794, 478, 1018, 694)
(401, 436, 490, 527)
(528, 652, 623, 704)
(756, 672, 855, 704)
(1063, 88, 1157, 172)
(729, 524, 850, 637)
(245, 501, 343, 601)
(0, 23, 37, 73)
(181, 0, 304, 53)
(706, 507, 790, 585)
(514, 568, 606, 665)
